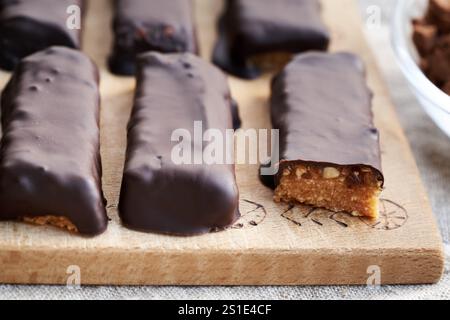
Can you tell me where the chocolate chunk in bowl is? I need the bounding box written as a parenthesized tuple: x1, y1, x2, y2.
(392, 0, 450, 138)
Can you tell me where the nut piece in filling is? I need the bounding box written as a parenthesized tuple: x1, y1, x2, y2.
(274, 164, 383, 218)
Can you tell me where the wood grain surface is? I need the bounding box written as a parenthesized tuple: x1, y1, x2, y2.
(0, 0, 444, 285)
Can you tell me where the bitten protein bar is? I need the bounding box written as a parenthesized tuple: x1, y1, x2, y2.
(0, 0, 83, 71)
(269, 52, 384, 218)
(109, 0, 197, 75)
(0, 47, 108, 236)
(213, 0, 330, 79)
(119, 52, 240, 235)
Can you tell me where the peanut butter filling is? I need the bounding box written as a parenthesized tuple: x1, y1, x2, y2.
(249, 52, 293, 72)
(22, 216, 78, 233)
(274, 164, 383, 218)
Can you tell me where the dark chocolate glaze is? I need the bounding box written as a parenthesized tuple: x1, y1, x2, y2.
(229, 97, 242, 130)
(263, 52, 383, 188)
(259, 161, 276, 190)
(0, 0, 83, 71)
(109, 0, 198, 76)
(213, 0, 330, 79)
(0, 46, 108, 236)
(119, 52, 240, 235)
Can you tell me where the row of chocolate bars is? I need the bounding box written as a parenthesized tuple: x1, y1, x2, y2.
(0, 0, 384, 237)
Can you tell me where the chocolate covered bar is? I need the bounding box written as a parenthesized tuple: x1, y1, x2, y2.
(0, 0, 83, 71)
(213, 0, 330, 79)
(109, 0, 197, 75)
(269, 52, 384, 218)
(119, 52, 240, 235)
(0, 47, 108, 236)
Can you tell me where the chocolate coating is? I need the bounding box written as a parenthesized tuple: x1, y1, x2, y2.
(0, 0, 83, 71)
(109, 0, 197, 76)
(0, 47, 108, 236)
(213, 0, 330, 79)
(119, 52, 240, 235)
(267, 52, 383, 187)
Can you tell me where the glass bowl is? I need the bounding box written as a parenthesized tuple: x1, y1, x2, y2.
(392, 0, 450, 138)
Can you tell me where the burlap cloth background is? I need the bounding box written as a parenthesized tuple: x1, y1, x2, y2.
(0, 0, 449, 300)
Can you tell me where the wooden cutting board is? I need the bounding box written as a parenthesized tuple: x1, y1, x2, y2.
(0, 0, 444, 286)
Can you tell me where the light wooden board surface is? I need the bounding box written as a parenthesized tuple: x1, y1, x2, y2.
(0, 0, 444, 285)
